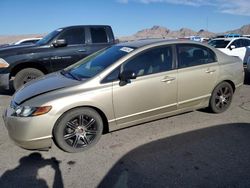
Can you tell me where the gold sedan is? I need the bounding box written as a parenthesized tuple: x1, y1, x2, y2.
(3, 39, 244, 153)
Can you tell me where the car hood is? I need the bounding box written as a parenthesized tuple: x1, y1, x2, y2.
(13, 72, 82, 104)
(0, 44, 37, 57)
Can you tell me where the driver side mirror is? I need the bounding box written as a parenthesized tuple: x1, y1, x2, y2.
(52, 39, 67, 48)
(229, 45, 236, 50)
(119, 70, 137, 86)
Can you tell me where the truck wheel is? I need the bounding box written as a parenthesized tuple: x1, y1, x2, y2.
(53, 107, 103, 153)
(13, 68, 44, 90)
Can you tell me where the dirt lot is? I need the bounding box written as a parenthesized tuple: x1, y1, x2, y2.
(0, 74, 250, 188)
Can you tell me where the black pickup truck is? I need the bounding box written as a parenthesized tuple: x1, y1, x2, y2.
(0, 25, 115, 90)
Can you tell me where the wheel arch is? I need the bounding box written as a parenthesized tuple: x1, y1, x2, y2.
(221, 80, 236, 93)
(53, 106, 110, 135)
(10, 62, 49, 78)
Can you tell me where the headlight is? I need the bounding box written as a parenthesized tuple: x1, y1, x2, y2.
(0, 58, 9, 68)
(13, 106, 52, 117)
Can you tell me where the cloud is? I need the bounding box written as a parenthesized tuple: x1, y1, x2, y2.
(218, 0, 250, 16)
(138, 0, 214, 7)
(117, 0, 250, 16)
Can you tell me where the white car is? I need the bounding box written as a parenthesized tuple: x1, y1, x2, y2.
(189, 36, 202, 42)
(208, 37, 250, 64)
(13, 37, 42, 45)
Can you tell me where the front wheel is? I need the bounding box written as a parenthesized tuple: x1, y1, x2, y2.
(209, 82, 233, 113)
(53, 108, 103, 153)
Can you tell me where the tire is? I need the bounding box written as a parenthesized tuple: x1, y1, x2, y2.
(209, 82, 234, 113)
(13, 68, 44, 90)
(53, 107, 103, 153)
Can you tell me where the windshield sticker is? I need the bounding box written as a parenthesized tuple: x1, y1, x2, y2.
(120, 47, 134, 53)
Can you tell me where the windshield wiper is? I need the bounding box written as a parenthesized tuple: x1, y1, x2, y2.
(61, 70, 81, 81)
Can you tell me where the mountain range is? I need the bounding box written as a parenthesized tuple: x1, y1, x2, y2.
(0, 24, 250, 44)
(119, 24, 250, 41)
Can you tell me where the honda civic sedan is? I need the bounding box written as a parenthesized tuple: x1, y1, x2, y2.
(3, 39, 244, 153)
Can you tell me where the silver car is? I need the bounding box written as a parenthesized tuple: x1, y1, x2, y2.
(2, 39, 244, 153)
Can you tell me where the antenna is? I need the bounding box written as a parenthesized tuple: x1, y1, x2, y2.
(206, 17, 208, 31)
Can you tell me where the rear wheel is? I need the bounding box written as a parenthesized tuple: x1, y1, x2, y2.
(13, 68, 44, 90)
(53, 107, 103, 153)
(209, 82, 233, 113)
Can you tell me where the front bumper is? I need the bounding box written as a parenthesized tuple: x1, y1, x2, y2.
(2, 106, 56, 150)
(0, 73, 10, 89)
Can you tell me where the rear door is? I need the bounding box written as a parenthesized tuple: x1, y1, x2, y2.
(177, 44, 218, 109)
(51, 27, 88, 71)
(85, 26, 113, 54)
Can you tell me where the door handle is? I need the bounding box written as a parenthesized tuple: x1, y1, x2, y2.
(161, 76, 176, 82)
(205, 69, 216, 74)
(78, 49, 86, 52)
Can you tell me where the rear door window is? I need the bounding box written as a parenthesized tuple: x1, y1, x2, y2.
(242, 39, 250, 47)
(231, 39, 243, 48)
(177, 44, 216, 68)
(90, 28, 108, 43)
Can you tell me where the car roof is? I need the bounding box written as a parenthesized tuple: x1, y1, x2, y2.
(59, 25, 112, 30)
(116, 38, 207, 48)
(212, 38, 233, 41)
(212, 37, 250, 41)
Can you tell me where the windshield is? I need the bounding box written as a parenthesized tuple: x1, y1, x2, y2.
(208, 39, 230, 48)
(36, 29, 62, 46)
(62, 46, 136, 80)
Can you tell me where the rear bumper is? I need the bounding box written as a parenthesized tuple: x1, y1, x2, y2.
(0, 73, 9, 89)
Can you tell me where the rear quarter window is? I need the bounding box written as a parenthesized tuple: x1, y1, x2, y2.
(90, 28, 108, 43)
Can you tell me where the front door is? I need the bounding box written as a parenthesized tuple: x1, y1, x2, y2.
(50, 27, 88, 71)
(224, 39, 246, 61)
(112, 45, 177, 128)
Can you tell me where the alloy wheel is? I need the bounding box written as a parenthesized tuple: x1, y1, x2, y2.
(214, 85, 232, 110)
(63, 115, 98, 148)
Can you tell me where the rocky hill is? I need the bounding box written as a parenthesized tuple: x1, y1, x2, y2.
(224, 24, 250, 35)
(119, 24, 250, 41)
(119, 25, 215, 41)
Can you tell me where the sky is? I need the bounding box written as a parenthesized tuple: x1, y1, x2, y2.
(0, 0, 250, 37)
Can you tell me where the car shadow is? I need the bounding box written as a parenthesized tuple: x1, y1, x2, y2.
(0, 152, 64, 188)
(99, 123, 250, 188)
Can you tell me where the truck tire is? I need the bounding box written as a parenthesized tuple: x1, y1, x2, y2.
(13, 68, 44, 90)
